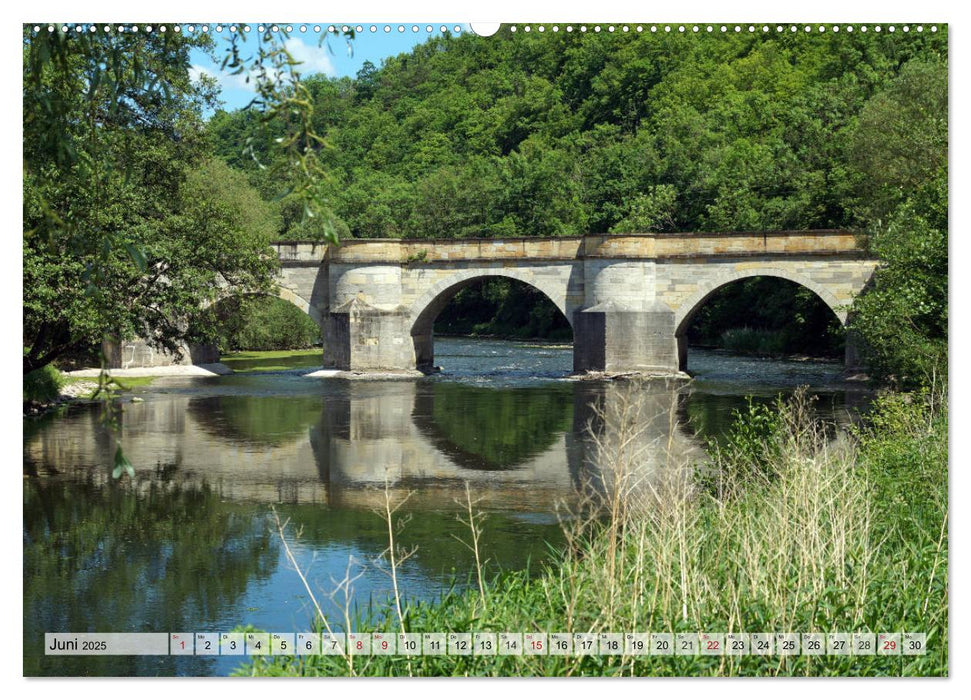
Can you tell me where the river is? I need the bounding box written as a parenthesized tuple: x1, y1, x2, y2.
(23, 339, 871, 676)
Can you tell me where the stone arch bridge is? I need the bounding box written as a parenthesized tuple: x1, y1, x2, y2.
(266, 231, 877, 375)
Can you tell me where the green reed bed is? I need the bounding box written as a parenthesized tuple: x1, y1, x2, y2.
(237, 386, 947, 677)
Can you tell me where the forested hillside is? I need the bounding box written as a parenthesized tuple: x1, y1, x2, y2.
(207, 27, 947, 380)
(210, 28, 944, 240)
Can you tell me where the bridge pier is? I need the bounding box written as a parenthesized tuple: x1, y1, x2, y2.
(573, 302, 681, 375)
(572, 259, 682, 375)
(843, 330, 866, 377)
(324, 297, 418, 372)
(412, 329, 435, 372)
(102, 337, 219, 370)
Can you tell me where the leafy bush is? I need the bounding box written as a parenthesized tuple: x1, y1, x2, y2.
(23, 364, 63, 403)
(849, 170, 947, 388)
(235, 299, 320, 351)
(196, 295, 321, 352)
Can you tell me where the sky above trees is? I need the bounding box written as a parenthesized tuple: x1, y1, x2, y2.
(189, 25, 470, 111)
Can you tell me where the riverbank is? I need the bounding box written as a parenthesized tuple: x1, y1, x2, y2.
(236, 386, 947, 677)
(24, 373, 157, 417)
(63, 363, 234, 378)
(221, 349, 321, 372)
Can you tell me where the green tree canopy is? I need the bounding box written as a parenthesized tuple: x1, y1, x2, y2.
(23, 28, 279, 373)
(847, 58, 948, 386)
(209, 28, 946, 242)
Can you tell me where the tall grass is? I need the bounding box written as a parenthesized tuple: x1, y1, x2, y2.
(238, 384, 947, 677)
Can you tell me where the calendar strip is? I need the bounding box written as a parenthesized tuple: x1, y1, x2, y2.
(45, 632, 927, 656)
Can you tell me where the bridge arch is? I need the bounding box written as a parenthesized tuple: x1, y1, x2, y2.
(673, 267, 848, 371)
(408, 269, 573, 371)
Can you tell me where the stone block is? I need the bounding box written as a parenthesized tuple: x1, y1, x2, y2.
(573, 303, 678, 374)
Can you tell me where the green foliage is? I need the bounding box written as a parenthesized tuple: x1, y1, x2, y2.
(610, 184, 678, 233)
(187, 159, 282, 242)
(231, 299, 319, 351)
(195, 295, 320, 352)
(848, 58, 948, 225)
(846, 58, 947, 388)
(850, 169, 947, 387)
(700, 396, 785, 497)
(22, 28, 282, 374)
(854, 388, 948, 531)
(23, 152, 279, 372)
(718, 327, 788, 355)
(434, 278, 572, 341)
(685, 277, 846, 358)
(207, 29, 945, 239)
(853, 388, 948, 663)
(403, 249, 428, 263)
(23, 364, 64, 403)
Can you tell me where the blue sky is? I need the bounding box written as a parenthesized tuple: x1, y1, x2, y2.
(188, 23, 471, 112)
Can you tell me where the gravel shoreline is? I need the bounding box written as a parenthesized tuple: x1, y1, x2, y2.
(23, 380, 100, 417)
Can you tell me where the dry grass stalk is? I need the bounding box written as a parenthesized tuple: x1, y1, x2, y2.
(270, 506, 358, 675)
(453, 481, 488, 611)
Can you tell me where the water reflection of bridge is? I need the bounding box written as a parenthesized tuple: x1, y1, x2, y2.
(24, 380, 706, 510)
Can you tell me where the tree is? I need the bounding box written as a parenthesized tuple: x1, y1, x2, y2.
(24, 156, 279, 373)
(850, 169, 947, 386)
(848, 58, 948, 225)
(847, 58, 948, 387)
(354, 60, 379, 102)
(23, 27, 280, 373)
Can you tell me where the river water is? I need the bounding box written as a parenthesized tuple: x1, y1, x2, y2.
(23, 339, 870, 676)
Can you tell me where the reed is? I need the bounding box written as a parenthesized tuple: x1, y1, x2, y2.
(239, 384, 947, 677)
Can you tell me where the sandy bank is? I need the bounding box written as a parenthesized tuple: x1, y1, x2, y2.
(64, 363, 234, 378)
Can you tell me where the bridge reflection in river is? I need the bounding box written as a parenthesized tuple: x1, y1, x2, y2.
(24, 377, 707, 512)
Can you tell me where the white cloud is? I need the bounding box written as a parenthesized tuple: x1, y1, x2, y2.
(188, 64, 216, 84)
(189, 37, 335, 99)
(282, 38, 336, 78)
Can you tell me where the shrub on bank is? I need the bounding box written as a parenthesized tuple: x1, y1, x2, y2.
(719, 327, 790, 356)
(198, 295, 321, 352)
(235, 299, 320, 351)
(23, 364, 64, 403)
